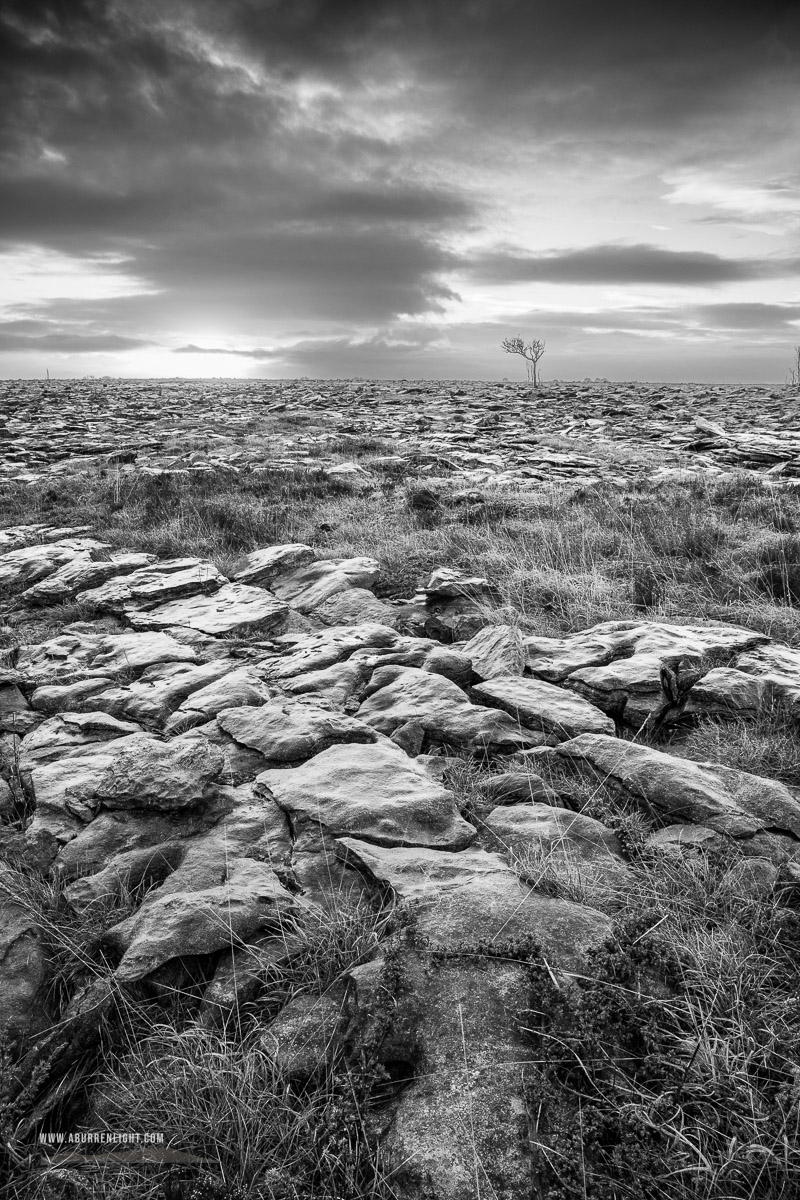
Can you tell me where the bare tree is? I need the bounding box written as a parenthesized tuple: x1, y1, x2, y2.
(501, 336, 546, 386)
(788, 344, 800, 387)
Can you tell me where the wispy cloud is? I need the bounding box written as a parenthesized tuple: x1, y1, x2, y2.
(173, 344, 279, 359)
(663, 169, 800, 221)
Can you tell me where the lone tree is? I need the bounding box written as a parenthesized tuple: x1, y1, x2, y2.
(501, 335, 545, 386)
(788, 344, 800, 388)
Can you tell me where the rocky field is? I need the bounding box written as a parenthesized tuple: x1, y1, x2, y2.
(1, 379, 800, 1200)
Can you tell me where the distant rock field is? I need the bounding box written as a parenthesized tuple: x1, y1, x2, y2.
(2, 376, 800, 486)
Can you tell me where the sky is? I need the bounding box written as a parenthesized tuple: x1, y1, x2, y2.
(1, 0, 800, 382)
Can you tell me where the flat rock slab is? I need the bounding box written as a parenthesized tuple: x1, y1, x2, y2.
(553, 732, 800, 844)
(338, 839, 611, 968)
(472, 674, 615, 740)
(218, 700, 377, 763)
(0, 524, 92, 550)
(350, 952, 534, 1200)
(19, 711, 142, 768)
(424, 566, 498, 600)
(232, 543, 315, 587)
(270, 557, 380, 614)
(684, 666, 769, 718)
(66, 793, 292, 913)
(257, 740, 475, 850)
(312, 587, 395, 628)
(264, 623, 399, 680)
(479, 770, 561, 806)
(0, 538, 110, 591)
(54, 801, 234, 880)
(22, 551, 155, 605)
(482, 803, 630, 888)
(84, 658, 236, 728)
(18, 629, 197, 686)
(735, 643, 800, 711)
(357, 665, 542, 753)
(524, 620, 767, 683)
(164, 666, 272, 732)
(77, 557, 227, 612)
(29, 732, 225, 830)
(104, 859, 304, 983)
(127, 583, 290, 637)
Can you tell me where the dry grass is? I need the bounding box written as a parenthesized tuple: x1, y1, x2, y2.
(3, 461, 800, 638)
(524, 845, 800, 1200)
(676, 700, 800, 786)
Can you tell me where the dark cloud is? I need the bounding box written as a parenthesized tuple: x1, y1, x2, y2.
(129, 227, 461, 322)
(468, 244, 791, 287)
(0, 331, 153, 352)
(691, 302, 800, 329)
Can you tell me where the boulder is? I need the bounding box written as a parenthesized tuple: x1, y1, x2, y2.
(478, 771, 560, 807)
(270, 557, 380, 614)
(352, 639, 474, 689)
(30, 678, 115, 715)
(54, 801, 233, 881)
(200, 933, 304, 1028)
(260, 982, 349, 1079)
(357, 666, 543, 754)
(0, 538, 110, 592)
(218, 700, 377, 763)
(313, 588, 395, 627)
(281, 658, 370, 708)
(84, 658, 235, 727)
(473, 674, 615, 740)
(524, 620, 766, 684)
(77, 558, 227, 612)
(257, 741, 475, 850)
(18, 629, 197, 687)
(18, 711, 141, 768)
(683, 667, 768, 718)
(264, 624, 398, 681)
(424, 567, 499, 601)
(482, 803, 630, 891)
(460, 623, 526, 680)
(232, 543, 315, 588)
(29, 732, 226, 831)
(105, 859, 305, 983)
(645, 824, 726, 853)
(337, 839, 611, 966)
(734, 643, 800, 712)
(66, 792, 292, 914)
(22, 551, 155, 605)
(163, 666, 272, 733)
(553, 733, 800, 847)
(127, 583, 290, 637)
(366, 952, 536, 1200)
(0, 682, 34, 734)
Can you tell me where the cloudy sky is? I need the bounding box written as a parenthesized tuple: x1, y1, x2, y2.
(1, 0, 799, 381)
